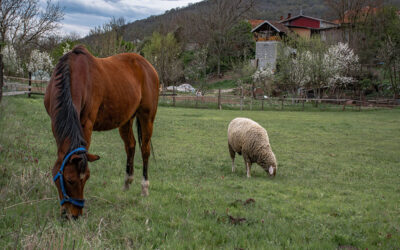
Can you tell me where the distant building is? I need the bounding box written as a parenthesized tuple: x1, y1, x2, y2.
(280, 14, 339, 40)
(250, 13, 339, 69)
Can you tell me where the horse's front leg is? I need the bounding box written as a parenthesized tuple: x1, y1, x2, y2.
(82, 119, 100, 161)
(119, 119, 136, 190)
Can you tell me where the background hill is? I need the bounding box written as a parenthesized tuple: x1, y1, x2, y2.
(120, 0, 400, 41)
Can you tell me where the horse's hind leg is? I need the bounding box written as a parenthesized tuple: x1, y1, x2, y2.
(119, 119, 136, 191)
(137, 113, 155, 196)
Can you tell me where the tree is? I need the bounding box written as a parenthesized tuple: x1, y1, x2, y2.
(27, 49, 54, 80)
(324, 42, 359, 98)
(363, 7, 400, 99)
(1, 44, 19, 75)
(143, 32, 183, 87)
(275, 40, 310, 97)
(252, 65, 275, 96)
(226, 20, 256, 65)
(85, 17, 135, 57)
(0, 0, 63, 102)
(276, 36, 360, 99)
(325, 0, 383, 42)
(182, 0, 256, 77)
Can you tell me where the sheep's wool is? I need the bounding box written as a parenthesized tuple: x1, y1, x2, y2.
(228, 117, 277, 175)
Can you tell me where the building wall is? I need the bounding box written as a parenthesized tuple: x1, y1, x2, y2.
(320, 21, 338, 29)
(255, 41, 280, 69)
(290, 17, 320, 28)
(290, 27, 311, 39)
(320, 29, 342, 43)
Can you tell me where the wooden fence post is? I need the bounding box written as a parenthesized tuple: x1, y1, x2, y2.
(173, 85, 176, 107)
(261, 98, 264, 110)
(0, 54, 3, 102)
(28, 72, 32, 98)
(218, 88, 222, 110)
(342, 100, 346, 111)
(302, 99, 305, 111)
(281, 98, 284, 110)
(240, 86, 244, 111)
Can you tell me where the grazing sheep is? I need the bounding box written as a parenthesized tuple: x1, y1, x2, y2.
(228, 118, 277, 177)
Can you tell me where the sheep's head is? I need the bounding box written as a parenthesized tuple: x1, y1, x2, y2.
(268, 164, 277, 176)
(259, 150, 277, 177)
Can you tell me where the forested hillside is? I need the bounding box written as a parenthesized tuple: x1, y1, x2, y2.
(120, 0, 400, 41)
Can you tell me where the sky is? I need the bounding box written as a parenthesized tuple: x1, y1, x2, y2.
(44, 0, 203, 38)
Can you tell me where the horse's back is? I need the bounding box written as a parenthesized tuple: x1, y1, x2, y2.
(91, 53, 159, 130)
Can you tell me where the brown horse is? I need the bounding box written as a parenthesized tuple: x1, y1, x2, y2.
(44, 45, 159, 219)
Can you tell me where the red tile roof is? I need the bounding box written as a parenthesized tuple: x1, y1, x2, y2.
(248, 20, 265, 29)
(332, 6, 379, 24)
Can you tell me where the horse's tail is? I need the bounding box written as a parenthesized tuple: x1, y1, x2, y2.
(136, 118, 156, 162)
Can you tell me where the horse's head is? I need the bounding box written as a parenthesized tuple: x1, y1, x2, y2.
(52, 149, 99, 219)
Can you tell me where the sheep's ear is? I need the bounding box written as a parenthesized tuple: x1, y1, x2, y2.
(269, 166, 274, 175)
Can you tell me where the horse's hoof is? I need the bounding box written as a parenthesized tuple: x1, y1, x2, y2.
(124, 174, 134, 191)
(141, 180, 149, 196)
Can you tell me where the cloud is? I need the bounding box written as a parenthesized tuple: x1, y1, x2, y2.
(51, 0, 203, 37)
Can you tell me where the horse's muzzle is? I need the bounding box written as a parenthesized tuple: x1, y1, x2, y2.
(60, 205, 82, 220)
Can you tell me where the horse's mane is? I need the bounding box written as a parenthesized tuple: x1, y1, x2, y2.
(54, 46, 87, 155)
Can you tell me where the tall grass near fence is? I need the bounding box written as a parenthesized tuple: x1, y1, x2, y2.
(1, 96, 400, 249)
(159, 95, 394, 112)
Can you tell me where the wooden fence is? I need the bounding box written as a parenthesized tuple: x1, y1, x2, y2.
(3, 77, 399, 111)
(159, 90, 399, 111)
(3, 73, 47, 96)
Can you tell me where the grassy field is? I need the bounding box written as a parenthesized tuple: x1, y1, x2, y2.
(0, 96, 399, 249)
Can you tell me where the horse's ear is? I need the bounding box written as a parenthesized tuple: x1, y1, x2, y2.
(87, 153, 100, 162)
(69, 154, 83, 164)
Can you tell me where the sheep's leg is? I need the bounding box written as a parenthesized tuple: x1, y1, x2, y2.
(246, 162, 252, 178)
(228, 143, 236, 172)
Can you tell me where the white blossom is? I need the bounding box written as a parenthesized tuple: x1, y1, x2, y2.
(324, 43, 359, 88)
(252, 65, 274, 83)
(62, 43, 71, 55)
(2, 45, 21, 74)
(27, 50, 54, 80)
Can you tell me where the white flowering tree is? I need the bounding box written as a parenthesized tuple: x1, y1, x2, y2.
(275, 44, 312, 97)
(275, 38, 360, 99)
(252, 65, 275, 97)
(27, 50, 54, 80)
(324, 42, 359, 98)
(62, 43, 71, 55)
(1, 44, 20, 75)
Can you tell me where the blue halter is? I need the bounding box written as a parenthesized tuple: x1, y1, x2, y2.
(53, 147, 87, 208)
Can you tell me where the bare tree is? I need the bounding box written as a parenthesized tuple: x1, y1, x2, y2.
(324, 0, 383, 44)
(0, 0, 63, 102)
(85, 17, 134, 57)
(182, 0, 256, 78)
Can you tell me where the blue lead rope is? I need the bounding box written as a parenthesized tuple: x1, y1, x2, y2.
(53, 147, 87, 208)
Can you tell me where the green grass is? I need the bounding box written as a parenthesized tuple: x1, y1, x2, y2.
(1, 95, 400, 249)
(158, 96, 389, 112)
(207, 79, 238, 89)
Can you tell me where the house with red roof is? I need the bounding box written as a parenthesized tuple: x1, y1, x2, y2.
(249, 13, 339, 69)
(250, 13, 339, 41)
